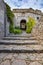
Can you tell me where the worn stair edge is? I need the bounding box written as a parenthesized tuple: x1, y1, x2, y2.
(0, 40, 38, 45)
(0, 42, 38, 45)
(3, 37, 36, 40)
(7, 35, 33, 37)
(2, 36, 35, 38)
(0, 50, 43, 53)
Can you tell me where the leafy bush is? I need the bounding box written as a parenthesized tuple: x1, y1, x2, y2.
(15, 26, 20, 29)
(26, 17, 36, 33)
(26, 27, 32, 33)
(13, 29, 22, 34)
(9, 24, 22, 34)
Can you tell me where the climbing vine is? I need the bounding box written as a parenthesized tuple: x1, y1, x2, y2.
(5, 3, 14, 33)
(6, 3, 14, 23)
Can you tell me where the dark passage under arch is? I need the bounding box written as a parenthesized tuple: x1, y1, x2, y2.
(20, 19, 26, 30)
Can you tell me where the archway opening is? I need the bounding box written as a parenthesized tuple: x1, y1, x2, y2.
(20, 19, 26, 30)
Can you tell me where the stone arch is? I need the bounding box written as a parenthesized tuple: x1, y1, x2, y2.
(20, 19, 26, 30)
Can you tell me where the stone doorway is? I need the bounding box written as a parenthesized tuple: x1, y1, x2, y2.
(20, 19, 26, 30)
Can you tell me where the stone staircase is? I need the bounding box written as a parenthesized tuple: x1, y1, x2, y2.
(0, 35, 43, 65)
(0, 35, 43, 53)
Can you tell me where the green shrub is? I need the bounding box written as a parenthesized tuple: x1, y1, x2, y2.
(26, 17, 36, 33)
(15, 26, 20, 29)
(13, 29, 22, 34)
(9, 24, 22, 34)
(26, 27, 32, 33)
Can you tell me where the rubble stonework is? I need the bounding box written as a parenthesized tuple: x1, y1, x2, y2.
(13, 8, 42, 15)
(0, 53, 43, 65)
(0, 0, 9, 38)
(32, 16, 43, 44)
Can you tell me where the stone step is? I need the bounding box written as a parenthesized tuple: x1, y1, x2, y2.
(0, 40, 38, 45)
(0, 45, 43, 53)
(7, 34, 33, 37)
(3, 37, 36, 40)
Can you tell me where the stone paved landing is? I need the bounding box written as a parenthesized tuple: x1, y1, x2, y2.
(0, 53, 43, 65)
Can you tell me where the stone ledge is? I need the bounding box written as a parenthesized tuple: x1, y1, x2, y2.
(0, 40, 38, 45)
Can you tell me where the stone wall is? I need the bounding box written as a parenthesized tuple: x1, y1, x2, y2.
(13, 12, 41, 27)
(13, 8, 42, 15)
(0, 0, 9, 38)
(6, 17, 10, 36)
(0, 0, 5, 39)
(32, 16, 43, 44)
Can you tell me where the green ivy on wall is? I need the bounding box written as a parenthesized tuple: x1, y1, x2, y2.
(5, 3, 14, 33)
(5, 3, 22, 34)
(6, 3, 14, 24)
